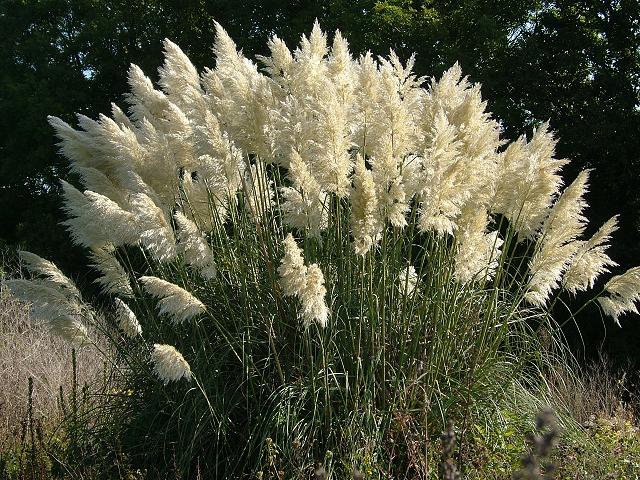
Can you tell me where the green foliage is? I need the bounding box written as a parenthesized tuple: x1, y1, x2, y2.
(555, 414, 640, 479)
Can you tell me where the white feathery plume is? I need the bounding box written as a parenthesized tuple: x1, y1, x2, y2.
(131, 193, 178, 262)
(50, 318, 90, 345)
(368, 51, 422, 160)
(492, 123, 567, 239)
(115, 298, 142, 338)
(151, 344, 192, 384)
(398, 265, 418, 295)
(83, 190, 138, 241)
(454, 207, 503, 283)
(564, 216, 619, 294)
(174, 212, 217, 279)
(18, 251, 80, 298)
(280, 150, 328, 236)
(450, 83, 500, 201)
(111, 102, 135, 130)
(128, 63, 197, 185)
(50, 111, 135, 187)
(127, 64, 188, 132)
(420, 64, 500, 226)
(353, 52, 380, 154)
(299, 263, 328, 328)
(104, 117, 144, 169)
(3, 279, 90, 344)
(526, 171, 590, 306)
(258, 34, 294, 94)
(277, 233, 308, 297)
(4, 279, 83, 319)
(133, 118, 185, 205)
(48, 115, 99, 170)
(70, 166, 128, 207)
(119, 171, 164, 206)
(158, 39, 202, 111)
(60, 177, 91, 210)
(191, 109, 245, 197)
(307, 20, 329, 59)
(269, 23, 353, 195)
(89, 247, 133, 296)
(61, 181, 138, 249)
(74, 112, 135, 171)
(400, 154, 424, 200)
(202, 22, 272, 158)
(280, 187, 328, 236)
(303, 84, 353, 198)
(371, 151, 409, 228)
(327, 30, 355, 105)
(139, 276, 205, 324)
(598, 267, 640, 326)
(351, 156, 382, 255)
(86, 113, 141, 173)
(417, 109, 463, 236)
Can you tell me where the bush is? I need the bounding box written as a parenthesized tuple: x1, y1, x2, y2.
(5, 22, 640, 478)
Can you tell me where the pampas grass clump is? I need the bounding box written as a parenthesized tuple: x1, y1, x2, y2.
(5, 22, 640, 477)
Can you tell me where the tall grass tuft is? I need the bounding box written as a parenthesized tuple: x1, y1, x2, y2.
(4, 22, 640, 477)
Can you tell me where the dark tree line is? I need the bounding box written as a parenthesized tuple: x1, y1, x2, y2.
(1, 0, 639, 362)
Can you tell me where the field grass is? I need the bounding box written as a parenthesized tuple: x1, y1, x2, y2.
(0, 289, 117, 479)
(1, 288, 639, 479)
(0, 290, 106, 442)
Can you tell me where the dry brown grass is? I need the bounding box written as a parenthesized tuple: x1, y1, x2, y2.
(0, 289, 106, 444)
(544, 352, 637, 426)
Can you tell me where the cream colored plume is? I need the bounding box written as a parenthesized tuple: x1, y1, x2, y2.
(417, 109, 463, 236)
(115, 298, 142, 338)
(139, 276, 205, 324)
(351, 157, 382, 255)
(174, 212, 217, 279)
(89, 247, 133, 296)
(526, 171, 590, 306)
(371, 151, 409, 229)
(398, 266, 418, 295)
(278, 234, 308, 298)
(131, 193, 177, 262)
(564, 216, 618, 294)
(419, 64, 500, 234)
(4, 279, 90, 345)
(264, 22, 353, 195)
(151, 344, 192, 384)
(299, 264, 329, 328)
(18, 251, 80, 298)
(202, 22, 272, 158)
(493, 123, 567, 239)
(280, 150, 328, 236)
(158, 39, 202, 112)
(598, 267, 640, 326)
(277, 234, 328, 328)
(8, 252, 92, 345)
(454, 207, 503, 284)
(61, 181, 138, 249)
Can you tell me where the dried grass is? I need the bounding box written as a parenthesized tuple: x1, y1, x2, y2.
(545, 353, 637, 425)
(0, 289, 106, 443)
